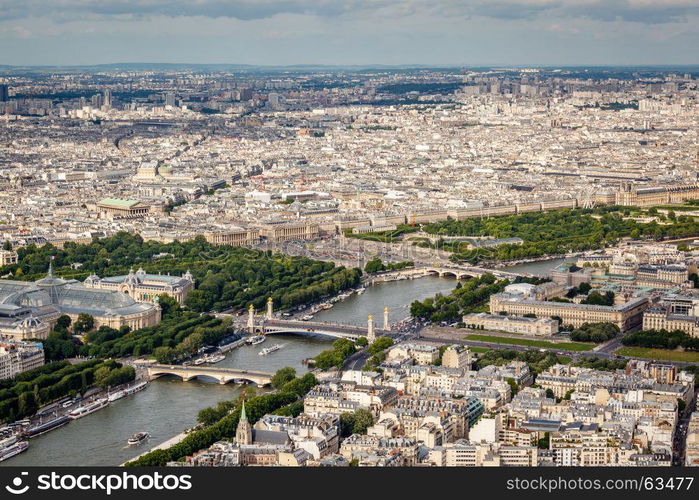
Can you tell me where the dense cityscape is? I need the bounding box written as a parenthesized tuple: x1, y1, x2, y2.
(1, 62, 699, 470)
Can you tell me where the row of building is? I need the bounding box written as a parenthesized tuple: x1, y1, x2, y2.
(173, 338, 695, 466)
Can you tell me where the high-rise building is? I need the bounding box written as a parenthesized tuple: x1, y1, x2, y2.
(91, 93, 103, 109)
(165, 92, 176, 107)
(0, 84, 8, 102)
(103, 88, 112, 109)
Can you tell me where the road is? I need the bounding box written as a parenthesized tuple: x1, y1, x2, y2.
(414, 328, 699, 368)
(673, 388, 698, 466)
(343, 349, 370, 371)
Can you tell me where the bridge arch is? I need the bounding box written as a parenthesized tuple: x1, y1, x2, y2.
(146, 365, 272, 387)
(439, 270, 460, 278)
(263, 327, 360, 340)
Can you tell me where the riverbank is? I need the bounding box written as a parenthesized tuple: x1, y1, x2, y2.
(122, 430, 189, 466)
(2, 275, 475, 467)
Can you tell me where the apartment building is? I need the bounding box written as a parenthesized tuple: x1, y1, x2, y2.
(0, 341, 44, 379)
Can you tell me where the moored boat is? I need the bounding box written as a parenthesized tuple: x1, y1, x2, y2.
(108, 381, 148, 402)
(69, 398, 109, 420)
(0, 440, 28, 462)
(247, 335, 265, 345)
(22, 415, 71, 438)
(204, 353, 225, 363)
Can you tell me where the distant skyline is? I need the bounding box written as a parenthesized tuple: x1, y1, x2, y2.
(1, 0, 699, 67)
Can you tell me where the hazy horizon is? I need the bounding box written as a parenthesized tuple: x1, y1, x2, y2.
(1, 1, 698, 67)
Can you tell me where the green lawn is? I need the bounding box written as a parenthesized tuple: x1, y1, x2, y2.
(469, 346, 491, 353)
(464, 334, 595, 352)
(616, 347, 699, 363)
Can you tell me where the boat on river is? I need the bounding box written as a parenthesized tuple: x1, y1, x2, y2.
(258, 344, 281, 356)
(0, 440, 28, 462)
(22, 415, 71, 438)
(127, 431, 150, 446)
(108, 381, 148, 402)
(69, 398, 109, 420)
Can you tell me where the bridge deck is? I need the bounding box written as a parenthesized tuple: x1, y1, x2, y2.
(265, 319, 386, 335)
(148, 364, 273, 377)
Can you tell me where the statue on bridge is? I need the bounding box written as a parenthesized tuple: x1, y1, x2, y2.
(266, 297, 273, 320)
(247, 304, 255, 333)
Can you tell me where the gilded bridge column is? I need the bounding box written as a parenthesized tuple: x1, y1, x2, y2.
(247, 304, 255, 333)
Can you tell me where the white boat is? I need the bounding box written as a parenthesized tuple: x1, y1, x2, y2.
(108, 381, 148, 402)
(127, 431, 150, 446)
(258, 344, 281, 356)
(301, 315, 314, 321)
(248, 335, 265, 345)
(0, 435, 18, 449)
(356, 287, 366, 295)
(0, 441, 28, 462)
(193, 357, 206, 366)
(204, 353, 225, 363)
(69, 398, 109, 420)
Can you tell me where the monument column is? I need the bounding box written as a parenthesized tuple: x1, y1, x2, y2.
(247, 304, 255, 333)
(266, 297, 273, 320)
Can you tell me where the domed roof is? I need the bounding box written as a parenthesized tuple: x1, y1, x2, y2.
(84, 273, 100, 285)
(35, 263, 69, 287)
(16, 315, 44, 329)
(124, 268, 141, 286)
(15, 289, 54, 308)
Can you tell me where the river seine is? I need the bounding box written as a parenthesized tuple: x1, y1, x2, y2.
(6, 275, 459, 466)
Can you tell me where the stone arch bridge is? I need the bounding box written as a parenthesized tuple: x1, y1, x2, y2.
(147, 364, 273, 386)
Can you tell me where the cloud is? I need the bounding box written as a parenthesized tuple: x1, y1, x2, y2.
(0, 25, 31, 38)
(0, 0, 381, 22)
(1, 0, 698, 24)
(442, 0, 699, 23)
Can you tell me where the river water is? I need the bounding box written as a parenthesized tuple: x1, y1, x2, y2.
(6, 275, 459, 466)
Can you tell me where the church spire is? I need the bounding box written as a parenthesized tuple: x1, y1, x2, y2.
(236, 399, 252, 445)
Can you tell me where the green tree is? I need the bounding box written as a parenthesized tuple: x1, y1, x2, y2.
(368, 337, 394, 355)
(17, 392, 36, 416)
(56, 315, 72, 329)
(506, 378, 519, 397)
(157, 295, 181, 318)
(73, 313, 95, 333)
(364, 258, 386, 274)
(184, 290, 214, 312)
(270, 367, 297, 390)
(340, 409, 374, 437)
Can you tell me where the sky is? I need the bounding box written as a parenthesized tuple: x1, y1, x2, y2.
(0, 0, 698, 67)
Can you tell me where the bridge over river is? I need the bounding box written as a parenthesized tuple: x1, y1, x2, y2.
(261, 318, 389, 341)
(147, 364, 273, 386)
(382, 265, 528, 281)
